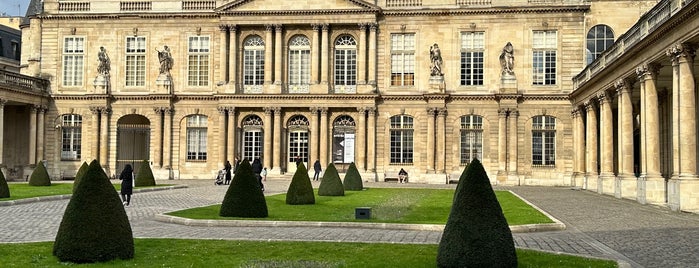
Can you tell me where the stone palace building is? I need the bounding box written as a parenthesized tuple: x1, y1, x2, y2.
(3, 0, 699, 211)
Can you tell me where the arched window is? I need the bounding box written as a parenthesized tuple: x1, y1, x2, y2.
(242, 115, 263, 161)
(287, 115, 310, 165)
(586, 25, 614, 65)
(460, 115, 483, 164)
(390, 115, 413, 164)
(288, 35, 311, 93)
(186, 115, 208, 161)
(243, 35, 265, 93)
(61, 114, 82, 160)
(334, 35, 357, 93)
(333, 115, 356, 164)
(532, 115, 556, 166)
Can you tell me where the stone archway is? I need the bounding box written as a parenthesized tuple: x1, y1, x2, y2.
(116, 114, 150, 175)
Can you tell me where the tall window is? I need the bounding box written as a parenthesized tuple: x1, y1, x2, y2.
(61, 114, 82, 160)
(188, 36, 210, 86)
(242, 115, 263, 161)
(460, 115, 483, 164)
(460, 32, 484, 86)
(125, 36, 146, 87)
(288, 35, 311, 93)
(390, 33, 415, 86)
(586, 25, 614, 65)
(186, 115, 207, 161)
(287, 115, 310, 165)
(62, 37, 84, 87)
(390, 115, 413, 164)
(243, 35, 265, 93)
(532, 30, 557, 85)
(532, 115, 556, 166)
(334, 35, 357, 93)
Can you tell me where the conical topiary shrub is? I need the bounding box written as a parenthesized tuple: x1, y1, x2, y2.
(72, 162, 89, 193)
(437, 159, 517, 267)
(318, 163, 344, 196)
(28, 162, 51, 186)
(0, 168, 9, 198)
(220, 159, 268, 217)
(135, 160, 156, 187)
(343, 162, 363, 191)
(285, 162, 315, 205)
(53, 160, 134, 263)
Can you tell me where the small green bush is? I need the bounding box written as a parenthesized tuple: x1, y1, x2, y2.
(0, 168, 9, 198)
(53, 160, 134, 263)
(318, 163, 344, 196)
(437, 159, 517, 267)
(220, 160, 268, 218)
(28, 162, 51, 186)
(72, 162, 89, 193)
(343, 162, 363, 191)
(285, 162, 315, 205)
(135, 160, 156, 187)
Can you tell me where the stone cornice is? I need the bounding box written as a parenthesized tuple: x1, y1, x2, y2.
(216, 0, 380, 13)
(213, 94, 379, 101)
(382, 5, 589, 16)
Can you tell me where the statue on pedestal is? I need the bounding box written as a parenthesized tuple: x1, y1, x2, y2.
(430, 43, 443, 76)
(97, 46, 110, 76)
(157, 45, 173, 75)
(499, 42, 515, 76)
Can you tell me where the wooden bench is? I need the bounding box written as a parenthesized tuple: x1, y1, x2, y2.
(384, 169, 409, 183)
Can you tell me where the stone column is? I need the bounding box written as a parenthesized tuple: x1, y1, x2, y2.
(0, 99, 5, 165)
(163, 108, 173, 171)
(576, 108, 586, 179)
(356, 107, 366, 171)
(227, 107, 236, 161)
(264, 25, 274, 85)
(36, 106, 46, 163)
(357, 24, 367, 85)
(28, 105, 37, 164)
(320, 24, 330, 85)
(508, 109, 519, 178)
(368, 24, 377, 85)
(311, 24, 320, 84)
(263, 107, 273, 169)
(320, 107, 329, 167)
(152, 107, 163, 167)
(99, 107, 111, 168)
(616, 78, 636, 199)
(437, 108, 447, 173)
(571, 108, 584, 187)
(637, 63, 664, 205)
(310, 107, 319, 164)
(229, 25, 238, 87)
(274, 24, 283, 86)
(90, 107, 100, 161)
(273, 107, 282, 172)
(585, 101, 599, 191)
(219, 25, 229, 84)
(426, 108, 436, 172)
(218, 107, 227, 164)
(367, 107, 376, 173)
(497, 109, 507, 177)
(598, 91, 615, 195)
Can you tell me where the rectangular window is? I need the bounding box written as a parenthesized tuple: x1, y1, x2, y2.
(243, 130, 263, 161)
(188, 36, 210, 86)
(61, 114, 82, 160)
(533, 30, 557, 85)
(460, 115, 483, 164)
(62, 37, 84, 87)
(125, 36, 146, 87)
(390, 33, 415, 86)
(186, 115, 207, 161)
(389, 116, 414, 164)
(288, 50, 310, 86)
(460, 32, 484, 86)
(532, 116, 556, 166)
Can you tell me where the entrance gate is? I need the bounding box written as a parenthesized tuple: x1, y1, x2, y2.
(116, 115, 150, 175)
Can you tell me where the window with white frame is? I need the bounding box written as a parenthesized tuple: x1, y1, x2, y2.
(390, 115, 413, 164)
(62, 37, 84, 87)
(186, 115, 207, 161)
(188, 36, 210, 86)
(125, 36, 146, 87)
(288, 35, 311, 93)
(460, 115, 483, 164)
(242, 115, 263, 161)
(334, 35, 357, 93)
(532, 30, 557, 85)
(460, 32, 484, 86)
(532, 115, 556, 166)
(243, 35, 265, 93)
(61, 114, 82, 160)
(586, 25, 614, 65)
(390, 33, 415, 86)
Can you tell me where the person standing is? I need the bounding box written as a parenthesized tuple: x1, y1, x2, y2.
(313, 160, 322, 181)
(252, 158, 263, 190)
(119, 164, 134, 206)
(260, 167, 267, 192)
(224, 160, 232, 185)
(295, 155, 302, 167)
(233, 156, 241, 175)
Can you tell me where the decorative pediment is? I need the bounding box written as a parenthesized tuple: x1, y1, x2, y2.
(216, 0, 379, 13)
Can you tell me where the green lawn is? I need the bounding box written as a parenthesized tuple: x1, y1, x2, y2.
(167, 188, 554, 225)
(0, 239, 617, 267)
(0, 183, 168, 201)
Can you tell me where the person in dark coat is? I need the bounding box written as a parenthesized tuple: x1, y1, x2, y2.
(313, 159, 322, 181)
(251, 158, 263, 189)
(295, 155, 302, 167)
(120, 164, 134, 206)
(224, 160, 232, 185)
(233, 156, 240, 174)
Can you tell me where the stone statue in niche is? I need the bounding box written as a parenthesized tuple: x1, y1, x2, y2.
(97, 46, 110, 76)
(430, 43, 443, 76)
(157, 45, 173, 75)
(499, 42, 514, 76)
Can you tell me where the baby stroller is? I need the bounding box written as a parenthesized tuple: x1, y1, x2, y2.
(214, 169, 225, 185)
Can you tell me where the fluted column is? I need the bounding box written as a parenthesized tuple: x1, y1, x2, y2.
(219, 25, 229, 84)
(617, 78, 636, 199)
(598, 91, 614, 194)
(319, 107, 329, 167)
(28, 105, 37, 164)
(229, 25, 238, 87)
(585, 101, 599, 191)
(367, 107, 376, 173)
(263, 107, 273, 169)
(508, 109, 518, 175)
(90, 107, 100, 161)
(320, 24, 329, 85)
(310, 107, 320, 164)
(357, 24, 367, 85)
(264, 25, 274, 85)
(497, 109, 507, 175)
(426, 108, 436, 172)
(99, 107, 111, 167)
(571, 108, 585, 186)
(356, 107, 366, 171)
(274, 25, 283, 86)
(368, 24, 377, 85)
(227, 107, 236, 160)
(163, 108, 173, 170)
(273, 107, 282, 171)
(218, 107, 227, 164)
(36, 106, 46, 163)
(637, 63, 664, 204)
(152, 107, 163, 167)
(437, 108, 447, 173)
(576, 109, 586, 177)
(0, 99, 5, 165)
(311, 24, 320, 84)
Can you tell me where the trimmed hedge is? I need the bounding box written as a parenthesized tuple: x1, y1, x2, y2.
(285, 162, 315, 205)
(0, 168, 9, 198)
(53, 160, 134, 263)
(343, 162, 363, 191)
(135, 160, 156, 187)
(318, 163, 344, 196)
(72, 162, 89, 193)
(219, 160, 268, 218)
(437, 159, 517, 268)
(28, 162, 51, 186)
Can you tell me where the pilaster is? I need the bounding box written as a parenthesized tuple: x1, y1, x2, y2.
(367, 107, 376, 174)
(311, 24, 320, 84)
(426, 108, 436, 172)
(274, 24, 283, 86)
(218, 106, 227, 165)
(368, 24, 377, 86)
(263, 107, 273, 169)
(152, 107, 164, 167)
(273, 107, 282, 172)
(28, 105, 37, 165)
(357, 24, 367, 86)
(319, 107, 329, 167)
(437, 108, 447, 173)
(36, 106, 46, 163)
(264, 25, 274, 85)
(507, 109, 519, 183)
(0, 99, 5, 166)
(310, 107, 320, 165)
(497, 108, 507, 182)
(320, 24, 330, 85)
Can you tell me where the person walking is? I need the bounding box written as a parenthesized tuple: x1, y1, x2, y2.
(252, 158, 263, 190)
(119, 164, 134, 206)
(224, 160, 232, 185)
(313, 160, 322, 181)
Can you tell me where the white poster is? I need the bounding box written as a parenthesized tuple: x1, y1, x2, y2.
(344, 134, 355, 163)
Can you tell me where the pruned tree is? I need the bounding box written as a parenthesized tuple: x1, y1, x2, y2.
(220, 159, 268, 217)
(343, 162, 363, 191)
(286, 162, 315, 205)
(28, 161, 51, 186)
(318, 163, 344, 196)
(72, 162, 89, 193)
(135, 160, 156, 187)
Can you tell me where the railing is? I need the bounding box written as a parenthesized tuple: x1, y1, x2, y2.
(456, 0, 491, 5)
(0, 70, 50, 94)
(58, 1, 90, 12)
(243, 85, 263, 94)
(333, 85, 356, 94)
(386, 0, 422, 7)
(120, 1, 152, 11)
(182, 1, 215, 10)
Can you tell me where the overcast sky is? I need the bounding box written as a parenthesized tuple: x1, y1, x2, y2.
(2, 0, 30, 17)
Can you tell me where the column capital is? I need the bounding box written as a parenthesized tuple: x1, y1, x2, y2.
(100, 107, 112, 115)
(89, 106, 101, 114)
(312, 24, 321, 31)
(357, 107, 366, 113)
(509, 109, 519, 117)
(217, 106, 228, 115)
(368, 23, 378, 32)
(614, 78, 633, 95)
(584, 100, 596, 111)
(319, 107, 328, 115)
(358, 23, 367, 31)
(229, 24, 237, 32)
(437, 108, 447, 117)
(218, 24, 229, 32)
(666, 43, 696, 63)
(636, 62, 661, 81)
(321, 24, 330, 32)
(275, 24, 283, 31)
(426, 107, 436, 116)
(597, 90, 612, 105)
(0, 98, 6, 107)
(265, 24, 274, 32)
(263, 107, 273, 115)
(366, 107, 376, 116)
(163, 107, 173, 115)
(272, 106, 282, 114)
(571, 108, 580, 118)
(498, 108, 508, 117)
